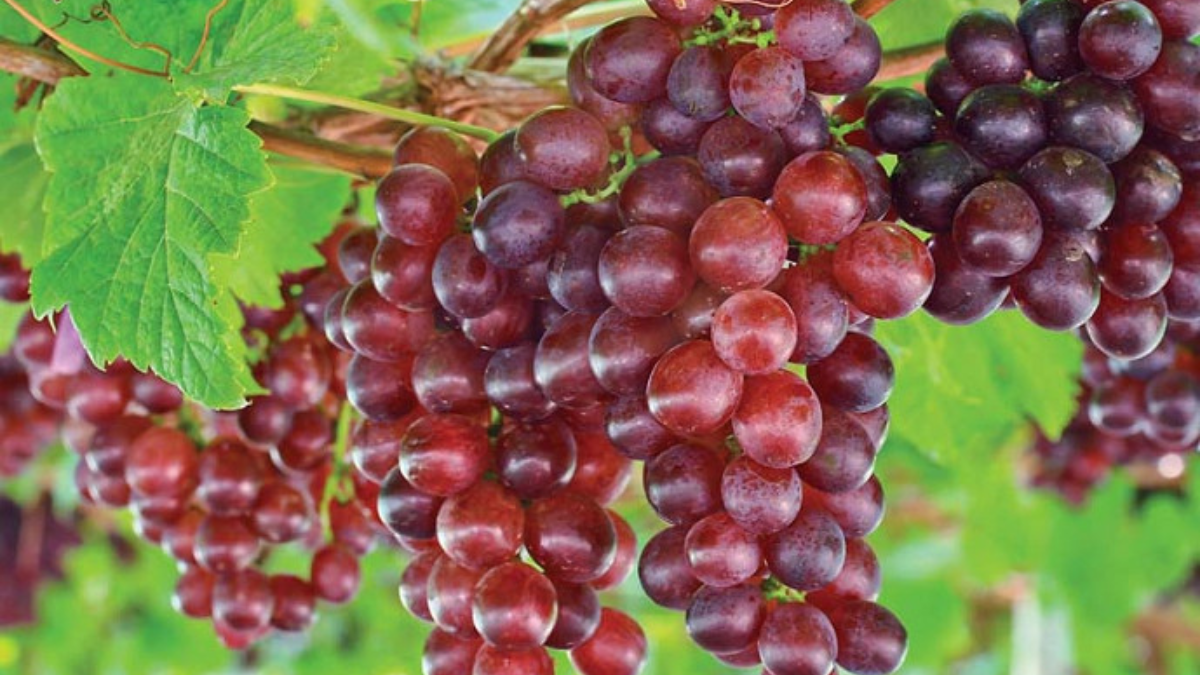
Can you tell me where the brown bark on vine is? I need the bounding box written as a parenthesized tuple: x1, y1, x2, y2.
(877, 40, 944, 82)
(468, 0, 594, 73)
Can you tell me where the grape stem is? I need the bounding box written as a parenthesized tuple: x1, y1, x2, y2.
(320, 402, 358, 530)
(760, 576, 804, 602)
(233, 83, 502, 143)
(561, 128, 660, 207)
(686, 6, 773, 48)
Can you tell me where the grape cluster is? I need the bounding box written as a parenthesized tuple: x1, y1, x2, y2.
(1030, 319, 1200, 503)
(0, 255, 61, 478)
(323, 127, 646, 675)
(312, 0, 920, 670)
(861, 0, 1200, 363)
(2, 243, 382, 649)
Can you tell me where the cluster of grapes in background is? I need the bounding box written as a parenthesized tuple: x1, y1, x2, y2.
(0, 253, 59, 478)
(0, 242, 386, 648)
(2, 0, 1200, 673)
(859, 0, 1200, 363)
(1029, 320, 1200, 503)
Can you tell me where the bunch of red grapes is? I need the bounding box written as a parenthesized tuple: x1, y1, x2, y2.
(0, 253, 61, 478)
(860, 0, 1200, 362)
(0, 243, 384, 649)
(314, 0, 928, 671)
(324, 128, 648, 675)
(1029, 319, 1200, 503)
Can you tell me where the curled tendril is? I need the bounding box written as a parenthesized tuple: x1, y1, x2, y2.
(48, 5, 99, 30)
(91, 1, 174, 74)
(2, 0, 168, 76)
(88, 1, 111, 22)
(186, 0, 230, 73)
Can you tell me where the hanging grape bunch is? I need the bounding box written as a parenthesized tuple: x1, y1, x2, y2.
(321, 0, 924, 672)
(872, 0, 1200, 363)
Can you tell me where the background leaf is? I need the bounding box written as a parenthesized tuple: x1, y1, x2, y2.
(875, 310, 1083, 463)
(212, 164, 352, 309)
(0, 301, 25, 353)
(300, 24, 397, 97)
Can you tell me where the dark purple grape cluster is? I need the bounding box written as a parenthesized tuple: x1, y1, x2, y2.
(1029, 319, 1200, 503)
(863, 0, 1200, 364)
(1, 246, 382, 649)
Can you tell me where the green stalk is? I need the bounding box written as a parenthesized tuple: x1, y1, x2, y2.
(234, 83, 501, 143)
(320, 402, 358, 535)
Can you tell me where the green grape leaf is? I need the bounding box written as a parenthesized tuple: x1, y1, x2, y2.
(0, 5, 40, 43)
(1040, 476, 1200, 675)
(212, 164, 351, 309)
(875, 311, 1082, 463)
(0, 141, 48, 266)
(0, 2, 211, 76)
(0, 73, 22, 139)
(957, 443, 1056, 583)
(880, 563, 970, 670)
(986, 314, 1083, 436)
(30, 74, 267, 408)
(177, 0, 335, 97)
